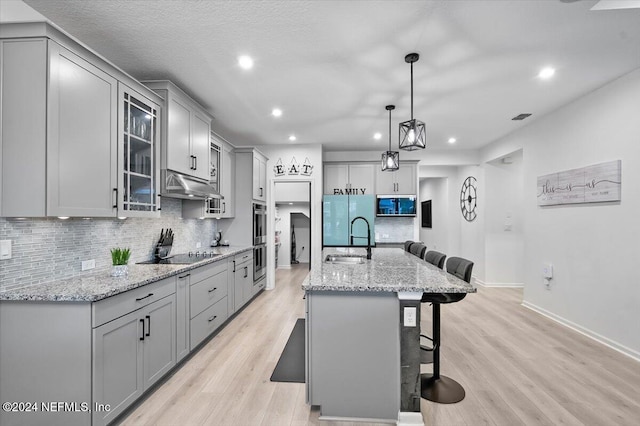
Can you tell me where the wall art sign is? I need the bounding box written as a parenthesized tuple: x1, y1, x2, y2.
(273, 157, 314, 177)
(537, 160, 621, 206)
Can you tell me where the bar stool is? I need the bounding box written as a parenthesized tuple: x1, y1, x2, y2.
(409, 242, 427, 259)
(420, 250, 447, 364)
(420, 256, 473, 404)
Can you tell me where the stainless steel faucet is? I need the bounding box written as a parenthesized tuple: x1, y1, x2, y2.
(350, 216, 372, 259)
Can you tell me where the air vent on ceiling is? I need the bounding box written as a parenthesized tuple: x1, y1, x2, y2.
(512, 113, 532, 121)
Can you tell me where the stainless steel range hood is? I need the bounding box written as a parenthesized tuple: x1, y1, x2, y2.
(161, 170, 222, 200)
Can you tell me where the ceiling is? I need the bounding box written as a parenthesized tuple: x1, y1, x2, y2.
(17, 0, 640, 152)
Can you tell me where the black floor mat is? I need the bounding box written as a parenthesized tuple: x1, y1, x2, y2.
(270, 318, 305, 383)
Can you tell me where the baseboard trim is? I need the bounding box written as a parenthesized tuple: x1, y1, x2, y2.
(319, 415, 396, 424)
(475, 278, 524, 288)
(522, 301, 640, 362)
(397, 411, 425, 425)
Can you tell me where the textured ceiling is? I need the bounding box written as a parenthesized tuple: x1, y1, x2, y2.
(18, 0, 640, 152)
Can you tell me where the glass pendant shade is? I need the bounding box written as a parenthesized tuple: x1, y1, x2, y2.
(399, 118, 426, 150)
(381, 104, 399, 171)
(399, 52, 426, 151)
(382, 150, 399, 171)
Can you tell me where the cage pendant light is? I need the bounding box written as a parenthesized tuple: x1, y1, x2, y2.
(399, 53, 426, 150)
(382, 105, 399, 171)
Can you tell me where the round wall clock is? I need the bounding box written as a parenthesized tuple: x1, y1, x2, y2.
(460, 176, 478, 222)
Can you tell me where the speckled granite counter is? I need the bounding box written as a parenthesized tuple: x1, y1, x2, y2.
(0, 246, 252, 302)
(302, 247, 476, 294)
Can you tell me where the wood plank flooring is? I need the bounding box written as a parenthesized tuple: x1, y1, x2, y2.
(120, 265, 640, 426)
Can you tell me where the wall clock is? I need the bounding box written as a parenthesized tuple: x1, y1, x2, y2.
(460, 176, 478, 222)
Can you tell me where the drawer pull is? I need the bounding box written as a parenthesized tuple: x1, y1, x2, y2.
(178, 273, 191, 279)
(139, 319, 145, 341)
(208, 287, 217, 293)
(136, 293, 154, 302)
(208, 315, 217, 322)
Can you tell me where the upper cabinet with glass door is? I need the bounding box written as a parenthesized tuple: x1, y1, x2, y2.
(118, 83, 161, 217)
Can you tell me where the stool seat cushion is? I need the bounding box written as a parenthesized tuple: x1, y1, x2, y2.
(421, 293, 467, 304)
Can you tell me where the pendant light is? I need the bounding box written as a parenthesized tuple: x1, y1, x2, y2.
(399, 53, 426, 150)
(381, 105, 399, 171)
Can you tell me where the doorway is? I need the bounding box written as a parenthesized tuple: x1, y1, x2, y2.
(274, 182, 311, 272)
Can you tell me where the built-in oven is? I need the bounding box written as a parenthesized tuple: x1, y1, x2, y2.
(253, 203, 267, 245)
(254, 243, 266, 283)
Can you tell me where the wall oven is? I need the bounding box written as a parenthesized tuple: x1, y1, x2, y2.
(253, 203, 267, 245)
(254, 243, 266, 283)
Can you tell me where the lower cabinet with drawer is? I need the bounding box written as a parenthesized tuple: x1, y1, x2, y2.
(188, 260, 229, 350)
(92, 277, 177, 426)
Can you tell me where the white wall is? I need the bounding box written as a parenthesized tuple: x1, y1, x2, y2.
(0, 1, 46, 23)
(418, 178, 448, 252)
(483, 151, 525, 286)
(482, 68, 640, 359)
(259, 144, 322, 288)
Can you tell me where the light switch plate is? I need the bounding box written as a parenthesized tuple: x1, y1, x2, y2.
(0, 240, 11, 260)
(403, 307, 417, 327)
(542, 263, 553, 279)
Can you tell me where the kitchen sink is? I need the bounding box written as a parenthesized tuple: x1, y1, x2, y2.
(324, 254, 367, 264)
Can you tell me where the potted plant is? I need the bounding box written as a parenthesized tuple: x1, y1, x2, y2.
(110, 247, 131, 277)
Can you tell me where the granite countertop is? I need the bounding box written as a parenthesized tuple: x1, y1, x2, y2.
(0, 246, 252, 303)
(302, 247, 477, 294)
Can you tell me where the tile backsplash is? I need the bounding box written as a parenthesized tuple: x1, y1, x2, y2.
(0, 198, 217, 292)
(374, 217, 415, 243)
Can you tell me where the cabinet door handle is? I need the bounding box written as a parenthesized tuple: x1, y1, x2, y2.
(222, 202, 226, 213)
(208, 287, 217, 293)
(145, 315, 151, 337)
(139, 319, 145, 341)
(259, 187, 263, 197)
(233, 260, 236, 272)
(157, 194, 161, 211)
(194, 156, 198, 170)
(244, 266, 248, 278)
(112, 188, 118, 209)
(135, 293, 154, 302)
(208, 315, 217, 322)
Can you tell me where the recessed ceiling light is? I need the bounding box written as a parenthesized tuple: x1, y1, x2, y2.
(448, 137, 457, 144)
(238, 55, 254, 70)
(373, 132, 382, 140)
(272, 108, 282, 117)
(538, 66, 555, 80)
(289, 135, 297, 142)
(289, 203, 293, 205)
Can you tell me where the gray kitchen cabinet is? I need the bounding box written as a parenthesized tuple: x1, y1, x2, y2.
(252, 277, 266, 297)
(189, 260, 229, 350)
(92, 278, 176, 426)
(324, 163, 375, 195)
(0, 23, 164, 218)
(176, 272, 191, 362)
(182, 135, 235, 219)
(253, 152, 267, 201)
(229, 251, 253, 313)
(142, 80, 212, 182)
(0, 37, 117, 217)
(375, 162, 417, 195)
(220, 140, 236, 218)
(117, 83, 162, 216)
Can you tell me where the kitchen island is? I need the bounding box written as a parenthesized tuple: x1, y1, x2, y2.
(303, 247, 476, 425)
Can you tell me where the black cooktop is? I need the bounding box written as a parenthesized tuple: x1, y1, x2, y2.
(138, 252, 222, 265)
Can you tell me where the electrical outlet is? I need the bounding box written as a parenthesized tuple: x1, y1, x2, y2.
(82, 259, 96, 271)
(0, 240, 12, 260)
(403, 307, 417, 327)
(196, 242, 202, 248)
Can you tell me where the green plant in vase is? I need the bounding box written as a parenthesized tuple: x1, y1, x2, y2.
(110, 247, 131, 276)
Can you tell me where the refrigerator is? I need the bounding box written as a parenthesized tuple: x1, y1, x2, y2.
(323, 195, 375, 247)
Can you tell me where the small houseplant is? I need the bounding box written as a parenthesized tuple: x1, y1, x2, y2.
(110, 247, 131, 277)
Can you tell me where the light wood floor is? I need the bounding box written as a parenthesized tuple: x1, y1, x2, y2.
(121, 265, 640, 426)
